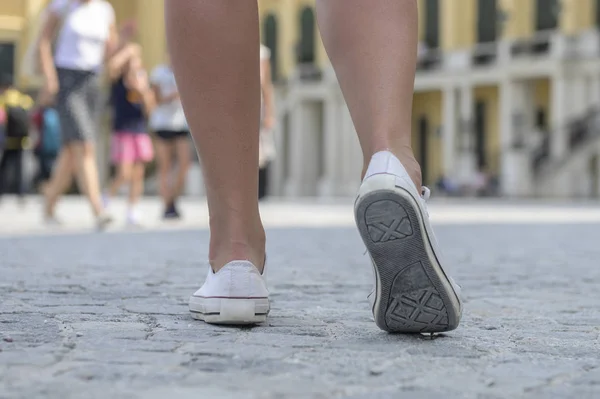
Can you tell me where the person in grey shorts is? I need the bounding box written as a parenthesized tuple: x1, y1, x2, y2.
(38, 0, 116, 229)
(166, 1, 463, 332)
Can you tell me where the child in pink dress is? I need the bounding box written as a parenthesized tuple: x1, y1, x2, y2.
(105, 47, 155, 225)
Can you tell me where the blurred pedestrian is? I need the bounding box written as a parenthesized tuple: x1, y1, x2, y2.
(258, 44, 276, 200)
(166, 1, 462, 332)
(37, 0, 115, 228)
(104, 44, 155, 226)
(31, 91, 61, 192)
(150, 54, 191, 219)
(0, 74, 34, 201)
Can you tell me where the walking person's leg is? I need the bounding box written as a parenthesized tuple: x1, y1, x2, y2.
(172, 135, 191, 214)
(154, 136, 175, 217)
(44, 146, 75, 220)
(166, 0, 268, 324)
(316, 0, 462, 333)
(48, 69, 111, 228)
(127, 162, 145, 225)
(166, 1, 264, 270)
(108, 161, 133, 198)
(125, 133, 153, 226)
(71, 141, 105, 218)
(107, 133, 134, 201)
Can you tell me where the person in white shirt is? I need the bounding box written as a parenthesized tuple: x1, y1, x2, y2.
(38, 0, 117, 229)
(149, 56, 191, 219)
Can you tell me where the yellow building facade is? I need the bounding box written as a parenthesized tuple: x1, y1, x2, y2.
(2, 0, 600, 197)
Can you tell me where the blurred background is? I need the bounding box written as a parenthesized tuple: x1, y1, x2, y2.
(0, 0, 599, 204)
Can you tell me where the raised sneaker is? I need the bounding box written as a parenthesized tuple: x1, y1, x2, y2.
(354, 151, 463, 333)
(189, 260, 269, 325)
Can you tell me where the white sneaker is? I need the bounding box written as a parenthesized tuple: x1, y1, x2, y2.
(96, 212, 113, 231)
(189, 261, 270, 325)
(355, 151, 463, 333)
(126, 208, 143, 228)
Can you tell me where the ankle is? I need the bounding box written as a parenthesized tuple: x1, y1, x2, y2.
(209, 222, 266, 273)
(363, 147, 422, 191)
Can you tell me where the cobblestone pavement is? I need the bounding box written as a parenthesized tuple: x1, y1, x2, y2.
(1, 197, 599, 398)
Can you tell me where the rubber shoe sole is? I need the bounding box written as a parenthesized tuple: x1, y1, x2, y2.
(189, 296, 269, 325)
(355, 175, 461, 333)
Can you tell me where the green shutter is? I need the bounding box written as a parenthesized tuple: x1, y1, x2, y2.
(425, 0, 439, 49)
(536, 0, 559, 31)
(264, 14, 279, 81)
(477, 0, 497, 43)
(298, 7, 315, 64)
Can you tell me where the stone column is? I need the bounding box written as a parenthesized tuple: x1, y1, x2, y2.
(318, 93, 341, 197)
(284, 97, 304, 197)
(456, 85, 476, 185)
(550, 77, 568, 160)
(442, 86, 457, 180)
(500, 80, 533, 197)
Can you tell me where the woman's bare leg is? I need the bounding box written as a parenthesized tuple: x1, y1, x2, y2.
(173, 137, 191, 202)
(71, 142, 104, 217)
(108, 162, 133, 197)
(165, 0, 264, 271)
(317, 1, 462, 333)
(44, 146, 75, 217)
(129, 162, 145, 206)
(155, 140, 173, 207)
(316, 0, 421, 189)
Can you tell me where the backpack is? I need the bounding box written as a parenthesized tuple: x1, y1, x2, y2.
(40, 108, 61, 156)
(5, 105, 30, 139)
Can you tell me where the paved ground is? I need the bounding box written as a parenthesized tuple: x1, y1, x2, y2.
(1, 196, 599, 398)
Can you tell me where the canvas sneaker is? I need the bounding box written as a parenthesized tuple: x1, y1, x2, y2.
(354, 151, 462, 333)
(189, 261, 270, 325)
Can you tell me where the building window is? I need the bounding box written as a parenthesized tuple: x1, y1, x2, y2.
(263, 14, 279, 82)
(477, 0, 497, 43)
(536, 0, 559, 31)
(424, 0, 439, 49)
(298, 7, 315, 64)
(0, 42, 15, 81)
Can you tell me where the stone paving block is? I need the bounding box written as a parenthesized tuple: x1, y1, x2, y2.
(2, 201, 600, 398)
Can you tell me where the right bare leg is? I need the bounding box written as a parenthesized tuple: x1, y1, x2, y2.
(108, 162, 133, 198)
(173, 136, 191, 202)
(155, 139, 174, 207)
(44, 146, 75, 217)
(165, 0, 264, 272)
(129, 162, 145, 206)
(71, 141, 105, 217)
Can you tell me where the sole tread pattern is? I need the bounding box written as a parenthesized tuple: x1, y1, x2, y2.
(385, 261, 449, 332)
(356, 189, 458, 333)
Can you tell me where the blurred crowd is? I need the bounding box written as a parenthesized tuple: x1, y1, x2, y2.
(0, 0, 277, 230)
